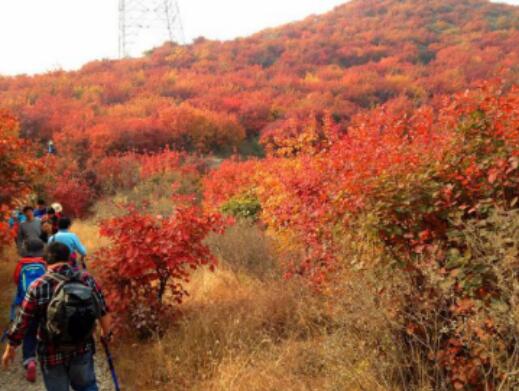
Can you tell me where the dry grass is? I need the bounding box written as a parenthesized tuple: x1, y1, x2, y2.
(71, 219, 110, 255)
(113, 268, 321, 390)
(0, 219, 426, 391)
(110, 220, 402, 391)
(2, 207, 515, 390)
(0, 246, 17, 327)
(206, 220, 281, 280)
(112, 261, 407, 391)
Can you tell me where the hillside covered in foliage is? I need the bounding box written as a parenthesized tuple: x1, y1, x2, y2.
(1, 0, 519, 390)
(0, 0, 517, 161)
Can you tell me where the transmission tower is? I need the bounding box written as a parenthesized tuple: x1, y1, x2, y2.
(119, 0, 186, 58)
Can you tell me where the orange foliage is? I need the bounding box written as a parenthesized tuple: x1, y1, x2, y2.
(0, 0, 516, 165)
(0, 110, 45, 248)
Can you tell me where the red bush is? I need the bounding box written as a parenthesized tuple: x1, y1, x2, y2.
(93, 206, 226, 334)
(0, 110, 45, 249)
(46, 169, 95, 218)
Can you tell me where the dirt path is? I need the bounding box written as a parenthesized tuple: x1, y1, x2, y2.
(0, 348, 113, 390)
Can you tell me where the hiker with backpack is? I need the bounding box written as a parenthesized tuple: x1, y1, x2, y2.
(49, 216, 88, 269)
(2, 242, 112, 391)
(11, 238, 47, 383)
(34, 198, 48, 220)
(43, 207, 60, 234)
(16, 206, 42, 256)
(8, 209, 26, 245)
(8, 208, 26, 229)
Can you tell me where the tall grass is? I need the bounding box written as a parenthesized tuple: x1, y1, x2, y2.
(2, 210, 514, 390)
(0, 246, 17, 327)
(72, 220, 110, 255)
(110, 221, 401, 391)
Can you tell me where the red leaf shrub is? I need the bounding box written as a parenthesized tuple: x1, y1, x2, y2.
(46, 169, 95, 218)
(93, 206, 226, 335)
(0, 110, 45, 249)
(203, 158, 259, 212)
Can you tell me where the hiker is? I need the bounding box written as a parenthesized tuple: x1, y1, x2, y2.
(8, 209, 26, 229)
(48, 140, 57, 155)
(11, 238, 47, 383)
(49, 216, 87, 268)
(16, 206, 42, 256)
(40, 221, 54, 243)
(8, 209, 26, 244)
(2, 242, 112, 391)
(43, 207, 59, 234)
(51, 202, 64, 217)
(34, 199, 48, 220)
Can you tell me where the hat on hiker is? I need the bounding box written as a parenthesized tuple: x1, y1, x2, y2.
(25, 238, 45, 258)
(51, 202, 63, 214)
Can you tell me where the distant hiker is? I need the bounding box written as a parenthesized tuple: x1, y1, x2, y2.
(8, 209, 26, 229)
(11, 238, 47, 383)
(49, 217, 87, 268)
(47, 140, 57, 155)
(16, 206, 42, 256)
(8, 209, 26, 244)
(34, 199, 48, 220)
(2, 242, 112, 391)
(51, 202, 64, 216)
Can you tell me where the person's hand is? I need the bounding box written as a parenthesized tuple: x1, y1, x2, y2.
(100, 329, 114, 344)
(2, 345, 16, 369)
(99, 314, 113, 343)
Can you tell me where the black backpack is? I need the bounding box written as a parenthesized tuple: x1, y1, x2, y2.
(46, 271, 102, 347)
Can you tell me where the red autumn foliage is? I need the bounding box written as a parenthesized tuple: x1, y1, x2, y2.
(203, 81, 519, 388)
(0, 0, 518, 387)
(0, 110, 45, 248)
(202, 158, 260, 212)
(93, 206, 226, 334)
(46, 168, 96, 218)
(0, 0, 517, 164)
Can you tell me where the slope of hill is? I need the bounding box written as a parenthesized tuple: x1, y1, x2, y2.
(0, 0, 517, 160)
(1, 1, 519, 390)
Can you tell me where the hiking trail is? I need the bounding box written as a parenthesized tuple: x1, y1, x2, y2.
(0, 348, 112, 390)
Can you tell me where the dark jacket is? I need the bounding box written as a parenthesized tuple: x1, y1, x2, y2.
(16, 220, 42, 255)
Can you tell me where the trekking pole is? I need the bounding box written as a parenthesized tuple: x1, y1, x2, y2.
(101, 336, 121, 391)
(79, 255, 88, 271)
(0, 328, 8, 344)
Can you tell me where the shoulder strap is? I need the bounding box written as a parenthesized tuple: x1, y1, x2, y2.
(46, 271, 69, 284)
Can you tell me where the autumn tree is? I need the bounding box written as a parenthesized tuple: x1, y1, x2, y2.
(0, 110, 45, 249)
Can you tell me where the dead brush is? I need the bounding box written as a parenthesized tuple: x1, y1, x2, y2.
(71, 220, 110, 255)
(112, 218, 403, 391)
(205, 219, 281, 281)
(0, 245, 17, 327)
(113, 269, 325, 390)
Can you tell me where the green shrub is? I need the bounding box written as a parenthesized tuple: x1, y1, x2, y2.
(221, 193, 262, 221)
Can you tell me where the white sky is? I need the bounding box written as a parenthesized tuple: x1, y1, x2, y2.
(0, 0, 517, 76)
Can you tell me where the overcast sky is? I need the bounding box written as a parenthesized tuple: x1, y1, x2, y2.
(0, 0, 517, 76)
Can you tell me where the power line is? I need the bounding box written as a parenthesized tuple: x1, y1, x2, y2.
(119, 0, 185, 58)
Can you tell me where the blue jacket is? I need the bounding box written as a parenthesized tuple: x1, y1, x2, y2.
(49, 230, 87, 256)
(8, 213, 26, 228)
(34, 207, 47, 219)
